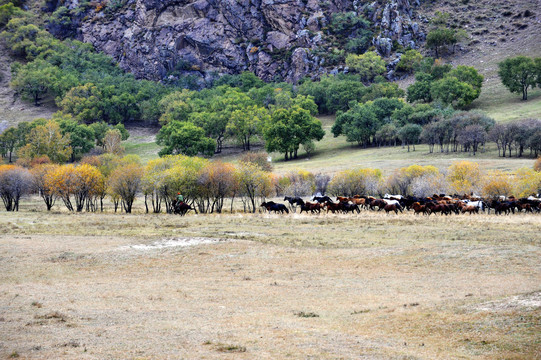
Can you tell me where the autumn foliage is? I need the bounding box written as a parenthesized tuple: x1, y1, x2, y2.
(44, 163, 105, 212)
(108, 163, 144, 213)
(1, 153, 540, 213)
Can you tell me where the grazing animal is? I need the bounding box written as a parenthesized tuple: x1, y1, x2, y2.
(260, 202, 289, 214)
(342, 203, 360, 214)
(461, 205, 479, 215)
(412, 202, 430, 215)
(426, 202, 451, 215)
(384, 203, 403, 214)
(173, 201, 193, 216)
(299, 201, 323, 214)
(312, 196, 333, 204)
(325, 201, 344, 213)
(369, 199, 386, 211)
(284, 196, 304, 212)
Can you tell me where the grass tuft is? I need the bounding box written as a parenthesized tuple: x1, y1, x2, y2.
(295, 311, 320, 318)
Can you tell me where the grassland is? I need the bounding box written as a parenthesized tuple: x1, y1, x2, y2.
(0, 206, 539, 359)
(124, 116, 536, 175)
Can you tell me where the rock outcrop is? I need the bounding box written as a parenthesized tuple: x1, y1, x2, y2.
(56, 0, 424, 82)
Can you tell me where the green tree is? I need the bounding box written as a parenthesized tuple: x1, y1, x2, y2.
(398, 124, 423, 151)
(18, 120, 72, 163)
(345, 52, 386, 83)
(426, 28, 458, 58)
(10, 59, 59, 105)
(332, 103, 379, 146)
(2, 19, 51, 58)
(55, 114, 95, 161)
(157, 121, 215, 157)
(227, 105, 269, 151)
(431, 76, 477, 108)
(264, 106, 324, 160)
(448, 65, 484, 98)
(59, 83, 103, 122)
(406, 72, 433, 103)
(0, 2, 24, 28)
(89, 121, 111, 147)
(498, 56, 538, 100)
(371, 98, 405, 123)
(396, 49, 423, 73)
(0, 127, 18, 162)
(113, 123, 130, 140)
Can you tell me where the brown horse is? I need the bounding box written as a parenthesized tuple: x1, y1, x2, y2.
(369, 199, 386, 211)
(348, 197, 367, 209)
(412, 202, 430, 215)
(384, 203, 403, 214)
(336, 196, 350, 203)
(461, 205, 479, 215)
(300, 201, 323, 214)
(325, 201, 344, 213)
(426, 202, 450, 215)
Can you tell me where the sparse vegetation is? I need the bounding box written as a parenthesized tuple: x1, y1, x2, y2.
(0, 209, 539, 359)
(295, 311, 319, 318)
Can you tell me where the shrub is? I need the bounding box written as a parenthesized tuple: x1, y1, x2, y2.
(328, 168, 382, 196)
(535, 157, 541, 172)
(0, 165, 33, 211)
(239, 152, 273, 172)
(108, 163, 144, 213)
(447, 161, 481, 195)
(396, 49, 423, 73)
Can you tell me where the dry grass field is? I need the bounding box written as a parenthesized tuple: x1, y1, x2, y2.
(0, 205, 539, 359)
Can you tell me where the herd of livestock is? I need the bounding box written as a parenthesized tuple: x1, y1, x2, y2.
(259, 194, 541, 216)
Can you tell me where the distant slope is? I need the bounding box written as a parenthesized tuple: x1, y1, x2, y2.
(0, 41, 57, 130)
(418, 0, 541, 121)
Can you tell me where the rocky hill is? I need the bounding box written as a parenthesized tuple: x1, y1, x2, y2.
(47, 0, 425, 83)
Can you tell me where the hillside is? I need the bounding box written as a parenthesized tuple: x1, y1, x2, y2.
(47, 0, 424, 83)
(0, 0, 540, 173)
(0, 40, 56, 130)
(428, 0, 541, 121)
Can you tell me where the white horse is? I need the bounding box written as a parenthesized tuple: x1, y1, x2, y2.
(465, 200, 487, 211)
(383, 199, 401, 206)
(384, 194, 403, 200)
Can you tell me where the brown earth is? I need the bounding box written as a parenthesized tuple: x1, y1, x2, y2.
(0, 210, 539, 359)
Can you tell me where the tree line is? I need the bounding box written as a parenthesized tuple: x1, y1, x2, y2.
(1, 154, 539, 214)
(0, 114, 129, 164)
(1, 2, 540, 164)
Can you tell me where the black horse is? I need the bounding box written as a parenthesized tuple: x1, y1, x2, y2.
(261, 201, 289, 214)
(312, 196, 332, 203)
(284, 196, 304, 212)
(173, 200, 193, 216)
(342, 203, 360, 214)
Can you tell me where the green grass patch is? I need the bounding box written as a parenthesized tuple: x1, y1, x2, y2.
(123, 139, 161, 163)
